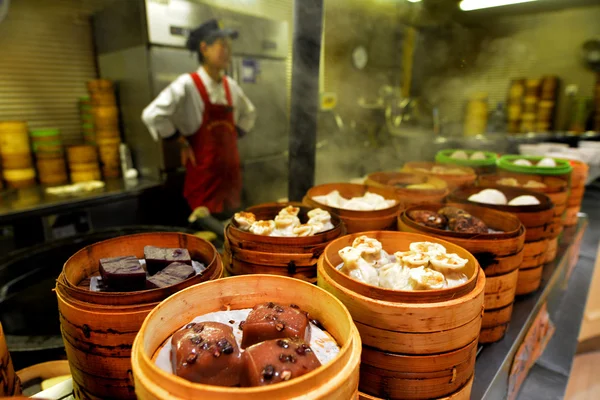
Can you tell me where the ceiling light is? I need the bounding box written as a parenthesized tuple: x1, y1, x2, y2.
(407, 0, 422, 3)
(459, 0, 538, 11)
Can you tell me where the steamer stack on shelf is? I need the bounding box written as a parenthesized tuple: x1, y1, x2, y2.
(365, 171, 449, 207)
(79, 96, 95, 145)
(30, 128, 68, 186)
(0, 121, 36, 188)
(66, 145, 101, 183)
(88, 79, 122, 178)
(318, 231, 485, 400)
(566, 160, 589, 226)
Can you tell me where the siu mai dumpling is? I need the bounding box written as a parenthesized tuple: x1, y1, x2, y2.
(250, 220, 276, 236)
(307, 208, 335, 232)
(379, 263, 412, 290)
(352, 236, 389, 267)
(430, 253, 469, 272)
(409, 242, 447, 257)
(278, 206, 300, 217)
(343, 198, 372, 211)
(292, 224, 315, 237)
(445, 271, 469, 288)
(339, 246, 379, 286)
(408, 266, 445, 290)
(234, 212, 256, 231)
(395, 251, 430, 267)
(274, 214, 301, 236)
(313, 190, 345, 208)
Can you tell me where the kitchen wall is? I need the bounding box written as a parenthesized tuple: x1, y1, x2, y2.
(0, 0, 110, 143)
(415, 4, 600, 134)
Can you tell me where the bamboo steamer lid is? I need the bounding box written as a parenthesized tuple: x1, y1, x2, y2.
(2, 153, 33, 169)
(71, 169, 101, 182)
(0, 323, 21, 396)
(0, 122, 31, 154)
(57, 232, 223, 400)
(67, 145, 98, 164)
(401, 162, 477, 190)
(132, 274, 361, 400)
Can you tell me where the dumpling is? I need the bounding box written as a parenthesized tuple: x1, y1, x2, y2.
(338, 247, 379, 286)
(307, 208, 335, 232)
(379, 263, 412, 290)
(430, 253, 469, 272)
(537, 157, 557, 168)
(278, 205, 300, 217)
(513, 159, 533, 166)
(497, 178, 519, 187)
(468, 189, 508, 205)
(508, 195, 540, 206)
(408, 266, 445, 290)
(306, 221, 325, 235)
(352, 236, 389, 267)
(249, 220, 276, 236)
(409, 242, 447, 257)
(292, 224, 315, 237)
(395, 251, 430, 267)
(343, 198, 373, 211)
(234, 212, 256, 231)
(274, 214, 301, 236)
(470, 151, 487, 160)
(450, 150, 469, 160)
(445, 271, 469, 288)
(523, 180, 547, 188)
(313, 191, 345, 208)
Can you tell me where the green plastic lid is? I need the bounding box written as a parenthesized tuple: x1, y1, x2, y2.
(435, 149, 497, 167)
(498, 155, 573, 175)
(30, 128, 60, 137)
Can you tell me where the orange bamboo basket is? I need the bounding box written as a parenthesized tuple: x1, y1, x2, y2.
(223, 203, 345, 283)
(1, 154, 33, 170)
(478, 174, 567, 263)
(67, 145, 98, 164)
(36, 158, 68, 186)
(358, 376, 473, 400)
(303, 183, 401, 234)
(56, 232, 223, 400)
(448, 186, 554, 295)
(365, 171, 449, 207)
(0, 323, 21, 396)
(565, 160, 588, 226)
(401, 162, 477, 190)
(398, 203, 525, 343)
(318, 231, 484, 399)
(131, 275, 362, 399)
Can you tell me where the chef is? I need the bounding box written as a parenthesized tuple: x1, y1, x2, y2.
(142, 19, 256, 218)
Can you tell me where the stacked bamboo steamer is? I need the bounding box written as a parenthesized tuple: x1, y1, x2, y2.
(223, 203, 345, 283)
(67, 145, 101, 182)
(88, 79, 121, 178)
(30, 128, 68, 186)
(0, 121, 36, 188)
(401, 162, 477, 190)
(565, 160, 588, 226)
(318, 231, 484, 399)
(365, 171, 449, 207)
(303, 183, 402, 234)
(448, 186, 554, 296)
(132, 275, 362, 400)
(56, 232, 223, 400)
(398, 203, 525, 344)
(0, 323, 21, 396)
(79, 96, 95, 145)
(478, 174, 569, 264)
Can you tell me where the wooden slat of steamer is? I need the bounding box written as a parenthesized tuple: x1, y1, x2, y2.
(479, 324, 510, 344)
(402, 162, 477, 190)
(516, 265, 544, 295)
(132, 275, 362, 399)
(358, 375, 474, 400)
(480, 302, 514, 343)
(544, 237, 560, 264)
(223, 256, 318, 283)
(0, 323, 21, 396)
(354, 316, 481, 355)
(484, 269, 519, 310)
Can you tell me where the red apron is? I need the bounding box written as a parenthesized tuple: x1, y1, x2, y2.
(183, 72, 242, 214)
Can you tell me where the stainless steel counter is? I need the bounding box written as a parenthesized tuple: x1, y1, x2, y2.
(0, 178, 162, 224)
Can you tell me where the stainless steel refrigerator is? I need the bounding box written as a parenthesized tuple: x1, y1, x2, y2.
(93, 0, 289, 206)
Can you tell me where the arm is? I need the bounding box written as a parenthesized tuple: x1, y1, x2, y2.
(141, 76, 189, 141)
(232, 82, 256, 137)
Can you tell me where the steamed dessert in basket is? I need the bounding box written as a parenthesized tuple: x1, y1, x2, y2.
(154, 301, 339, 387)
(234, 205, 334, 237)
(337, 235, 469, 290)
(311, 190, 396, 211)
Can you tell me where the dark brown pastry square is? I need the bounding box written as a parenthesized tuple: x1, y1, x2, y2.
(147, 262, 195, 289)
(144, 246, 191, 275)
(98, 256, 146, 291)
(241, 302, 310, 348)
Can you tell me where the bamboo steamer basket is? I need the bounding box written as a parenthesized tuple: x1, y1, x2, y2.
(435, 149, 498, 175)
(565, 206, 580, 226)
(401, 162, 476, 190)
(95, 129, 120, 139)
(93, 106, 119, 129)
(1, 154, 33, 169)
(3, 168, 36, 189)
(398, 203, 525, 343)
(69, 162, 101, 172)
(447, 186, 554, 295)
(71, 170, 101, 183)
(223, 203, 345, 283)
(30, 128, 63, 155)
(569, 160, 589, 189)
(103, 166, 121, 179)
(37, 158, 68, 186)
(132, 274, 361, 400)
(318, 231, 484, 399)
(303, 183, 401, 234)
(358, 376, 473, 400)
(57, 232, 223, 400)
(0, 323, 21, 396)
(91, 92, 117, 107)
(565, 160, 587, 226)
(67, 145, 98, 164)
(365, 171, 449, 207)
(87, 79, 114, 92)
(0, 121, 30, 155)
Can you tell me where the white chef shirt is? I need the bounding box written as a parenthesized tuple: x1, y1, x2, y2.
(141, 66, 256, 141)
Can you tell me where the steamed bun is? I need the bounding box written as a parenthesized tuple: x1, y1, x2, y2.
(513, 159, 533, 166)
(508, 195, 541, 206)
(450, 150, 469, 160)
(537, 157, 557, 168)
(468, 189, 508, 205)
(470, 151, 487, 160)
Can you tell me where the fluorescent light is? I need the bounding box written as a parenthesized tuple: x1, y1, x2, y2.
(460, 0, 537, 11)
(407, 0, 422, 3)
